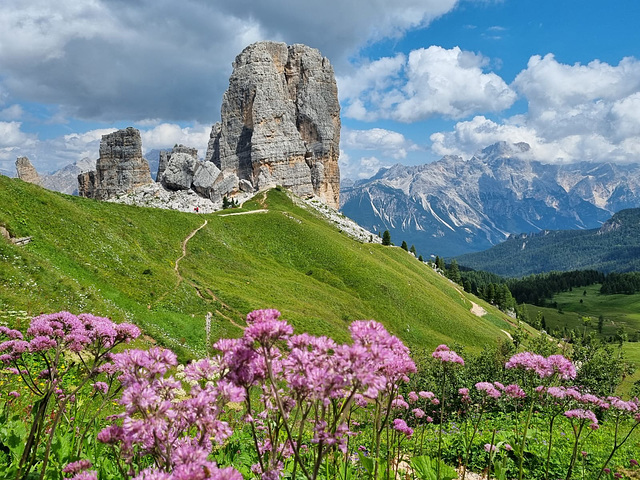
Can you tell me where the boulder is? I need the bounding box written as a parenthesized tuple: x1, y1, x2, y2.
(207, 41, 340, 208)
(15, 156, 42, 186)
(192, 161, 222, 198)
(162, 152, 199, 191)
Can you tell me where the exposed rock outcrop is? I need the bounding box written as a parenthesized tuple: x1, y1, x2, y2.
(77, 171, 97, 198)
(78, 128, 152, 199)
(208, 41, 341, 208)
(15, 157, 42, 186)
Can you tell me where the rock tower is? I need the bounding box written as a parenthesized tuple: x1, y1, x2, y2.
(208, 41, 341, 208)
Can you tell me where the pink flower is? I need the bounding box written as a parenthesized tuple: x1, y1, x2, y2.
(432, 345, 464, 365)
(546, 354, 577, 380)
(408, 391, 419, 403)
(504, 444, 513, 451)
(504, 384, 526, 399)
(63, 459, 92, 475)
(475, 382, 501, 399)
(392, 418, 413, 437)
(412, 408, 426, 418)
(505, 351, 549, 377)
(564, 409, 598, 429)
(484, 443, 497, 453)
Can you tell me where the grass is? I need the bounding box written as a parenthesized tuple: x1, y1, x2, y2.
(0, 176, 515, 360)
(524, 284, 640, 394)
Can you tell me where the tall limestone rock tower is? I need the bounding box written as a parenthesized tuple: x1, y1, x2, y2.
(208, 41, 341, 208)
(79, 127, 153, 200)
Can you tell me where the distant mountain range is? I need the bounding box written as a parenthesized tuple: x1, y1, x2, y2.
(455, 208, 640, 277)
(340, 142, 640, 257)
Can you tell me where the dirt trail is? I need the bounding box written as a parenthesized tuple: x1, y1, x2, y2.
(174, 219, 208, 283)
(219, 209, 268, 217)
(155, 219, 245, 332)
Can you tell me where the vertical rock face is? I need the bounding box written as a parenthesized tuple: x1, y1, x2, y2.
(77, 171, 97, 198)
(15, 157, 42, 186)
(209, 41, 341, 208)
(93, 127, 152, 200)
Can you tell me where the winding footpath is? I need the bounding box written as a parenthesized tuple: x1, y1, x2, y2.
(174, 219, 208, 284)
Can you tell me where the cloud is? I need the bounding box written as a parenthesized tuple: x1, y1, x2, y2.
(340, 46, 516, 122)
(342, 127, 416, 160)
(140, 123, 212, 156)
(339, 150, 391, 180)
(0, 0, 462, 125)
(0, 122, 37, 174)
(429, 54, 640, 164)
(0, 104, 24, 121)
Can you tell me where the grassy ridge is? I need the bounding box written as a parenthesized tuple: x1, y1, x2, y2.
(0, 176, 514, 358)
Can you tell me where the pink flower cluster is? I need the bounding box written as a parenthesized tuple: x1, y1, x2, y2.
(505, 352, 576, 380)
(564, 408, 599, 429)
(432, 344, 464, 365)
(0, 312, 140, 364)
(97, 347, 243, 480)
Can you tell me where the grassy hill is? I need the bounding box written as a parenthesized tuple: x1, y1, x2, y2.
(0, 176, 515, 359)
(455, 208, 640, 277)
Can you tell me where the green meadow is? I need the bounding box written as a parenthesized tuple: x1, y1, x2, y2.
(0, 176, 515, 359)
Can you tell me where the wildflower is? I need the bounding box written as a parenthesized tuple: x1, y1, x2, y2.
(8, 391, 19, 398)
(408, 391, 419, 403)
(484, 444, 497, 453)
(564, 409, 598, 429)
(630, 459, 639, 467)
(92, 382, 108, 395)
(431, 344, 464, 365)
(546, 354, 577, 380)
(62, 459, 92, 475)
(505, 351, 549, 377)
(503, 384, 526, 399)
(475, 382, 501, 399)
(412, 408, 426, 418)
(392, 418, 413, 437)
(504, 444, 513, 451)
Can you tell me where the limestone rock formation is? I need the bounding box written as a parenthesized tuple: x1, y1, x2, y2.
(77, 171, 97, 198)
(92, 127, 152, 200)
(15, 157, 42, 186)
(208, 41, 341, 208)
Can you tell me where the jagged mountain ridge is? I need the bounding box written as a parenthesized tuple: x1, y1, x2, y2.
(340, 142, 640, 257)
(454, 208, 640, 277)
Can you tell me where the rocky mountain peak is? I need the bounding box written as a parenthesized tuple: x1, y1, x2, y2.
(341, 142, 640, 257)
(208, 41, 341, 208)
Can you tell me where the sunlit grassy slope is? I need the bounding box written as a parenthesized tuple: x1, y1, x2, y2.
(0, 176, 515, 359)
(524, 284, 640, 393)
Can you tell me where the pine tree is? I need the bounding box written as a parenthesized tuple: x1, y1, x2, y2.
(410, 244, 417, 255)
(382, 230, 391, 246)
(401, 241, 408, 251)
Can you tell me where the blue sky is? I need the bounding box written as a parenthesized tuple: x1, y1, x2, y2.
(1, 0, 639, 180)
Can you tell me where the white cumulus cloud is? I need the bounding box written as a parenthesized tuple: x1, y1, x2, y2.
(341, 46, 516, 122)
(430, 55, 640, 164)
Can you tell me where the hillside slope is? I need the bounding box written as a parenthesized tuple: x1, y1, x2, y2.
(455, 208, 640, 277)
(0, 176, 514, 358)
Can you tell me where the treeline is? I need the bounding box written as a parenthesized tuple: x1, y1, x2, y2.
(506, 270, 605, 306)
(600, 272, 640, 294)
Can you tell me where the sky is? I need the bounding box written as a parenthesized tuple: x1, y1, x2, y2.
(1, 0, 639, 180)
